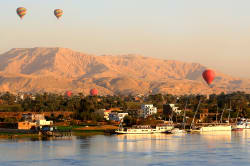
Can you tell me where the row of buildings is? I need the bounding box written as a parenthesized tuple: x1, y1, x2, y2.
(18, 113, 53, 130)
(102, 103, 183, 122)
(103, 104, 158, 122)
(16, 104, 182, 129)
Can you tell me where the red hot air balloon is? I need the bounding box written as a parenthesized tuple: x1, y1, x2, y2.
(202, 69, 215, 85)
(90, 88, 98, 96)
(65, 91, 72, 97)
(17, 7, 27, 19)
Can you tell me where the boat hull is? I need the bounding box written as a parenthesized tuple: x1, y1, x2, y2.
(200, 125, 232, 132)
(232, 128, 243, 131)
(170, 128, 187, 134)
(115, 131, 153, 134)
(115, 126, 174, 134)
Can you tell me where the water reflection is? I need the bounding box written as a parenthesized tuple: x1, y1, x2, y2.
(200, 131, 232, 141)
(116, 134, 186, 152)
(0, 132, 250, 166)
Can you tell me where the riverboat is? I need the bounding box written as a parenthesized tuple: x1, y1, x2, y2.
(199, 125, 232, 132)
(115, 124, 174, 134)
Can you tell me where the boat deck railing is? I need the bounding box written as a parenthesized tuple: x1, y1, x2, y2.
(193, 123, 235, 127)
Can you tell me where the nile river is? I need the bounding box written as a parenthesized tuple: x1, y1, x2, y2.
(0, 131, 250, 166)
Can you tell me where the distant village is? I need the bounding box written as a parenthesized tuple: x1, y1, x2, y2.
(0, 91, 250, 134)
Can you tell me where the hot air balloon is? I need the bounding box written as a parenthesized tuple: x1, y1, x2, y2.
(54, 9, 63, 19)
(202, 69, 215, 85)
(90, 88, 98, 96)
(65, 91, 72, 97)
(16, 7, 27, 19)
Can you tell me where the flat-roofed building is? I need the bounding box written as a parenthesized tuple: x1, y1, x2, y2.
(36, 119, 53, 126)
(18, 121, 37, 130)
(141, 104, 157, 118)
(22, 113, 45, 122)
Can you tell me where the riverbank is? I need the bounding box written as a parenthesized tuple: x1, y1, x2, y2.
(0, 132, 39, 139)
(0, 125, 119, 138)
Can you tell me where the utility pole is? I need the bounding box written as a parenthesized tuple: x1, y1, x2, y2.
(220, 107, 226, 123)
(216, 105, 219, 124)
(190, 99, 201, 130)
(235, 108, 240, 124)
(183, 100, 188, 130)
(227, 100, 232, 124)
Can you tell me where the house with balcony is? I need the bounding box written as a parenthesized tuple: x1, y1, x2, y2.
(140, 104, 157, 118)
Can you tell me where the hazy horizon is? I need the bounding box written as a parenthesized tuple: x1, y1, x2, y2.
(1, 0, 250, 78)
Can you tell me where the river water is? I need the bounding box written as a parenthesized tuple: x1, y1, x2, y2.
(0, 131, 250, 166)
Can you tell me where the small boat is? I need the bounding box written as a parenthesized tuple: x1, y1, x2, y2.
(232, 128, 243, 131)
(235, 118, 250, 129)
(170, 128, 186, 134)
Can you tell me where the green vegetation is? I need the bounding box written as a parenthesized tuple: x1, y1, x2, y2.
(0, 91, 249, 124)
(0, 104, 23, 112)
(0, 132, 39, 138)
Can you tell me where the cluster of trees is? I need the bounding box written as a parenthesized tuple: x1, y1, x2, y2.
(0, 91, 249, 123)
(0, 92, 127, 122)
(163, 92, 250, 123)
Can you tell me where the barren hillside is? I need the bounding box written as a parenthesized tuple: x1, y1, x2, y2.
(0, 47, 249, 95)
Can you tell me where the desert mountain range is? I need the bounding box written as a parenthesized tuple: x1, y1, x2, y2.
(0, 47, 249, 95)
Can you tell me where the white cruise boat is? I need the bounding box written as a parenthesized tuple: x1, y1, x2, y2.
(236, 118, 250, 129)
(115, 124, 174, 134)
(199, 125, 232, 132)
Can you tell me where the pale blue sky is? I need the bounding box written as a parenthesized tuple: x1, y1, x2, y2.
(1, 0, 250, 78)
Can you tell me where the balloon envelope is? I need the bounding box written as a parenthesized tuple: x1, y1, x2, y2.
(17, 7, 27, 19)
(54, 9, 63, 19)
(202, 69, 215, 85)
(65, 91, 72, 97)
(90, 88, 98, 96)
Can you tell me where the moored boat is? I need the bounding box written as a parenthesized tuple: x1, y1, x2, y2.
(199, 125, 232, 132)
(235, 118, 250, 129)
(115, 124, 174, 134)
(170, 128, 187, 134)
(232, 128, 243, 131)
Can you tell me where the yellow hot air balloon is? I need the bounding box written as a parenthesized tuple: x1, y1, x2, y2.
(17, 7, 27, 19)
(54, 9, 63, 19)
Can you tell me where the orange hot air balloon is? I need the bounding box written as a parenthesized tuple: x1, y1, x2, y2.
(202, 69, 215, 85)
(17, 7, 27, 19)
(54, 9, 63, 19)
(90, 88, 98, 96)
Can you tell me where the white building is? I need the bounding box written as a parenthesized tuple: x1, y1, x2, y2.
(118, 113, 129, 122)
(109, 112, 128, 122)
(141, 104, 157, 118)
(21, 113, 53, 127)
(22, 113, 45, 122)
(168, 104, 182, 114)
(36, 119, 53, 126)
(20, 94, 24, 100)
(104, 110, 112, 120)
